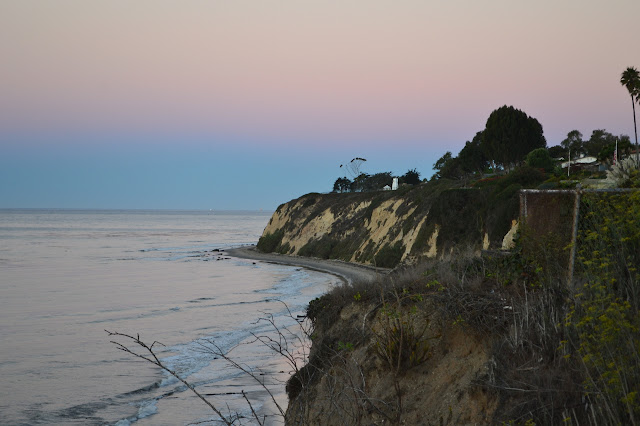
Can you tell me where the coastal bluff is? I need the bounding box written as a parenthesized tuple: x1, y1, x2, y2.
(253, 178, 534, 424)
(257, 180, 520, 267)
(251, 176, 640, 425)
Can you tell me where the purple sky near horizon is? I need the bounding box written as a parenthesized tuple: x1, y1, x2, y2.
(1, 1, 639, 210)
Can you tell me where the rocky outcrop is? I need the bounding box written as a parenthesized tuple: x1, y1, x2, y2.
(258, 181, 520, 267)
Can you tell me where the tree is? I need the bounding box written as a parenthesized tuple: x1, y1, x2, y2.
(401, 169, 421, 185)
(333, 177, 352, 193)
(620, 67, 640, 162)
(584, 129, 617, 158)
(458, 131, 488, 174)
(561, 130, 585, 156)
(432, 151, 463, 180)
(598, 134, 631, 162)
(362, 172, 393, 191)
(433, 151, 452, 173)
(481, 105, 546, 170)
(351, 173, 370, 192)
(340, 157, 367, 179)
(548, 145, 566, 159)
(525, 147, 554, 172)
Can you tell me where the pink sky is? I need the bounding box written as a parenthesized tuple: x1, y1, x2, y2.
(2, 0, 638, 149)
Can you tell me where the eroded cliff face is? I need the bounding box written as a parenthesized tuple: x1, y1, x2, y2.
(258, 182, 519, 267)
(285, 295, 499, 425)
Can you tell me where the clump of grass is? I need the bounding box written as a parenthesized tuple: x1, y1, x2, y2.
(373, 288, 438, 373)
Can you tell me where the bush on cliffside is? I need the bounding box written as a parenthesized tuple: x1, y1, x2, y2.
(373, 241, 405, 268)
(257, 229, 284, 253)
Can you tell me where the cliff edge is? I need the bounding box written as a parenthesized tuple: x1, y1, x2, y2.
(257, 172, 640, 425)
(258, 179, 522, 267)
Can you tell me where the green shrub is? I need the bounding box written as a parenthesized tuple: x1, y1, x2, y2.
(301, 197, 316, 208)
(410, 222, 435, 255)
(298, 236, 334, 259)
(494, 183, 522, 203)
(374, 242, 405, 268)
(537, 181, 558, 190)
(525, 147, 554, 172)
(503, 165, 546, 187)
(256, 229, 284, 253)
(565, 191, 640, 423)
(363, 195, 386, 222)
(374, 299, 436, 373)
(278, 242, 291, 255)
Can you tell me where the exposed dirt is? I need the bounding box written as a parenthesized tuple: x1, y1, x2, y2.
(227, 243, 501, 425)
(285, 299, 498, 425)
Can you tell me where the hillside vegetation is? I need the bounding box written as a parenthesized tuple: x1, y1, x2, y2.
(257, 167, 549, 267)
(283, 189, 640, 425)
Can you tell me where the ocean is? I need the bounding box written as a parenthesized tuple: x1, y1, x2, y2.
(0, 209, 339, 425)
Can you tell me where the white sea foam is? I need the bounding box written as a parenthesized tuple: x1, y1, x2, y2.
(136, 399, 158, 418)
(0, 209, 337, 425)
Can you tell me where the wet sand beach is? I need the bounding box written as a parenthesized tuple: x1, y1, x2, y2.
(227, 245, 389, 285)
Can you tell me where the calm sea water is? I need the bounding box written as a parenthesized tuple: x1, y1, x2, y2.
(0, 209, 339, 425)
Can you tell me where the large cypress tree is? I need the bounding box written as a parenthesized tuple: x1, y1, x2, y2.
(481, 105, 546, 170)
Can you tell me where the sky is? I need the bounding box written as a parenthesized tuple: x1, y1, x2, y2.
(1, 0, 639, 210)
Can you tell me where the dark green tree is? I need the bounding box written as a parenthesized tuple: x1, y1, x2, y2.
(548, 145, 566, 159)
(584, 129, 617, 158)
(481, 105, 546, 170)
(458, 131, 488, 174)
(362, 172, 393, 191)
(434, 152, 452, 170)
(350, 172, 393, 192)
(432, 151, 463, 180)
(400, 168, 421, 185)
(598, 134, 631, 162)
(351, 173, 370, 192)
(525, 147, 554, 172)
(620, 66, 640, 162)
(332, 177, 352, 193)
(561, 130, 585, 156)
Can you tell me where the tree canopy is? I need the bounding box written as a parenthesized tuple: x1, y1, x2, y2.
(548, 145, 566, 159)
(525, 147, 554, 172)
(458, 131, 488, 174)
(432, 151, 463, 180)
(401, 168, 421, 185)
(332, 177, 352, 193)
(482, 105, 546, 169)
(599, 136, 631, 162)
(351, 172, 393, 192)
(561, 130, 585, 156)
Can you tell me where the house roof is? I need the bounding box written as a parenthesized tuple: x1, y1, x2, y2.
(560, 156, 598, 168)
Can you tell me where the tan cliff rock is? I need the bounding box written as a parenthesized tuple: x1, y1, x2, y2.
(284, 297, 499, 425)
(259, 183, 520, 267)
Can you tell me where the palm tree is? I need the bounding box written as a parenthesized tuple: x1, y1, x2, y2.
(620, 66, 640, 163)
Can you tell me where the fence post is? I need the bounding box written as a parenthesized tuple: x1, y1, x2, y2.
(567, 189, 581, 286)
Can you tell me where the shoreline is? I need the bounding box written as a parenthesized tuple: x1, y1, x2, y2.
(226, 245, 389, 285)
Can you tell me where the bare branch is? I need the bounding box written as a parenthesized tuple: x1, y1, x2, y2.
(105, 329, 233, 426)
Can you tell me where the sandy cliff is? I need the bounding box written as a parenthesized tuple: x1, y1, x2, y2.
(258, 181, 520, 267)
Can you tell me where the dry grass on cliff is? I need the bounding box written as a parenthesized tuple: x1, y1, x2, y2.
(290, 190, 640, 425)
(289, 251, 504, 424)
(291, 244, 617, 425)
